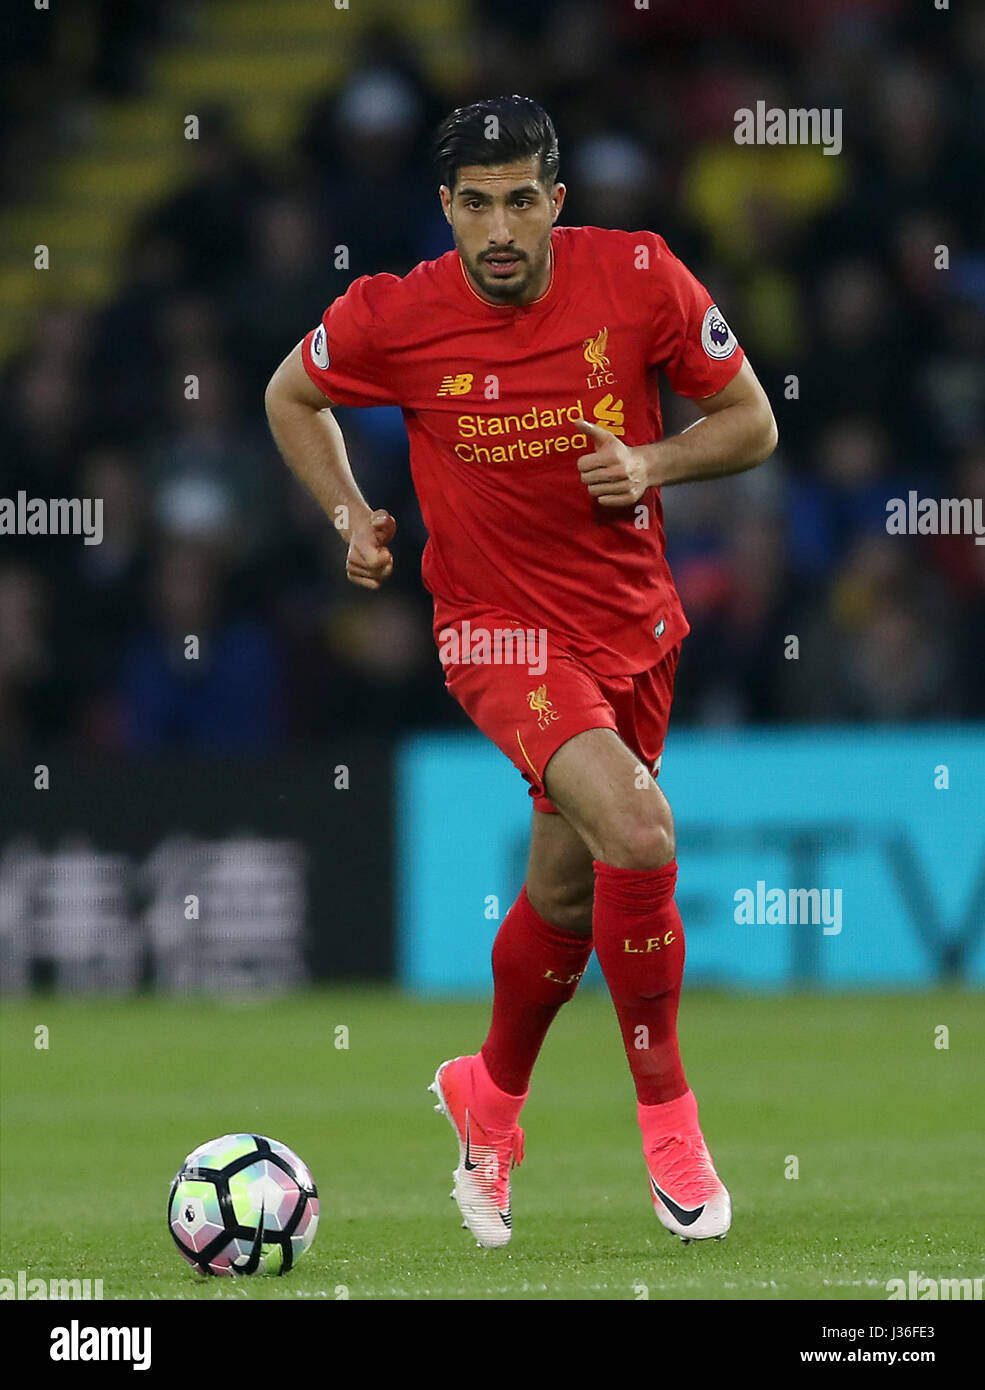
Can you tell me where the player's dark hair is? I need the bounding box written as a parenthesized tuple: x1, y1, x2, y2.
(431, 95, 559, 190)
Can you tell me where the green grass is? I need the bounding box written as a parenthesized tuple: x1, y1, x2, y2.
(1, 989, 982, 1300)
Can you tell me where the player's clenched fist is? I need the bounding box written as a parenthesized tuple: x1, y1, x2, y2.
(346, 509, 396, 590)
(575, 418, 651, 507)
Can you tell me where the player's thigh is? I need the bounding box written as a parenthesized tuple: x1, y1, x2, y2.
(440, 617, 618, 806)
(525, 809, 595, 937)
(542, 726, 675, 869)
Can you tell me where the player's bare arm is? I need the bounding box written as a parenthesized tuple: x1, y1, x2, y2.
(265, 344, 395, 590)
(576, 358, 778, 506)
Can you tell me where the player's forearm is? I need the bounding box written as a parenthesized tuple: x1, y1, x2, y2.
(639, 401, 778, 487)
(265, 394, 373, 542)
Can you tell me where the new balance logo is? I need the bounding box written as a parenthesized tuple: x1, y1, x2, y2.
(438, 373, 474, 396)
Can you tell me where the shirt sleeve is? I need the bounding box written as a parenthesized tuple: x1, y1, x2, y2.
(300, 274, 401, 407)
(645, 234, 745, 399)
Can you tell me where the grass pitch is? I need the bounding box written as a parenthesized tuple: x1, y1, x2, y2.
(1, 989, 981, 1301)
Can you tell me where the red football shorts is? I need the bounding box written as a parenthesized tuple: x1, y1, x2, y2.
(439, 609, 681, 814)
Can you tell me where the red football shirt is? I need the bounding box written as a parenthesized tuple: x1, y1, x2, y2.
(301, 225, 744, 676)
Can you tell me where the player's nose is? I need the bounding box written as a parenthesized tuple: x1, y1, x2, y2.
(486, 217, 513, 246)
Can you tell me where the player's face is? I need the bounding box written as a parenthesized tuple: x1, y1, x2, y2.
(440, 160, 565, 305)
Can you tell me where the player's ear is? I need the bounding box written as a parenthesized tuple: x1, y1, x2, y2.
(439, 184, 453, 225)
(551, 182, 566, 221)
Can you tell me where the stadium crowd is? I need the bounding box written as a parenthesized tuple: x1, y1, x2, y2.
(1, 0, 984, 753)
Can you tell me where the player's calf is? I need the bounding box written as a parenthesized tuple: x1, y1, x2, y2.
(525, 807, 595, 937)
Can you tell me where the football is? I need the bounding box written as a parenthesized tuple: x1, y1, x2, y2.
(168, 1134, 319, 1276)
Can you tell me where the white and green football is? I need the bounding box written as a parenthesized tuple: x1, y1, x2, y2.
(168, 1134, 319, 1276)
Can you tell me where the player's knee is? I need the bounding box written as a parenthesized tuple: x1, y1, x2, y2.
(529, 883, 594, 938)
(601, 814, 675, 871)
(549, 897, 594, 937)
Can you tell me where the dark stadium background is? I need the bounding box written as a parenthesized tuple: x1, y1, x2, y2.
(1, 0, 983, 986)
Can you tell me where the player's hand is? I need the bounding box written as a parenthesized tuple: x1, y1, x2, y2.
(346, 510, 396, 590)
(575, 418, 651, 507)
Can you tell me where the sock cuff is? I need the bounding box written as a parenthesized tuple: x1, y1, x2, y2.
(637, 1086, 697, 1136)
(475, 1048, 529, 1116)
(517, 885, 594, 955)
(593, 857, 678, 904)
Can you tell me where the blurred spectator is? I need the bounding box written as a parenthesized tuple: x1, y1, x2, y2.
(223, 191, 347, 405)
(118, 542, 282, 752)
(56, 448, 150, 740)
(786, 414, 904, 577)
(143, 106, 270, 291)
(298, 27, 446, 271)
(0, 564, 67, 750)
(145, 355, 276, 558)
(674, 506, 805, 724)
(781, 535, 960, 721)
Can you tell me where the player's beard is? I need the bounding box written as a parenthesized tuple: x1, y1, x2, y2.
(460, 234, 552, 305)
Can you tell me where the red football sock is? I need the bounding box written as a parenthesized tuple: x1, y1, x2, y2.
(637, 1088, 700, 1145)
(592, 858, 688, 1105)
(480, 886, 594, 1100)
